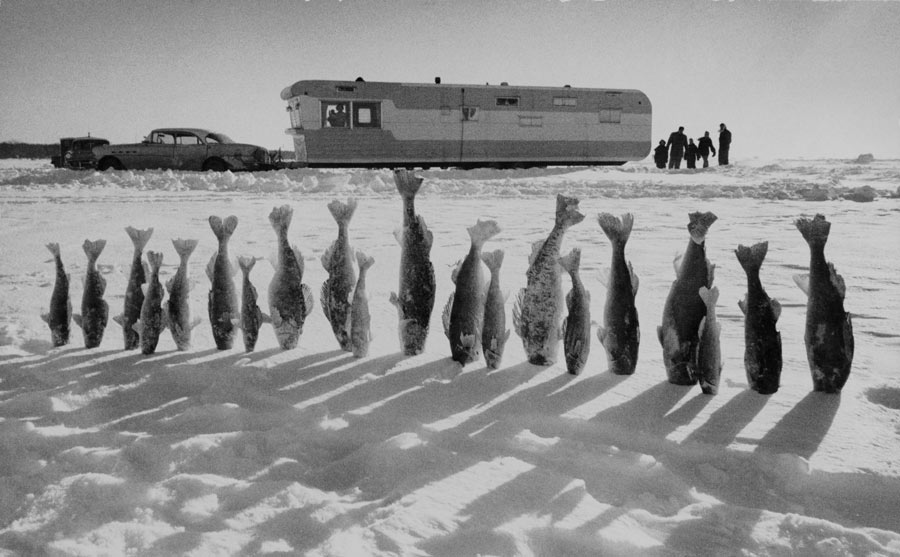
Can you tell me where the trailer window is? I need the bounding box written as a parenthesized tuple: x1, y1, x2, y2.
(553, 97, 577, 107)
(353, 102, 381, 128)
(519, 115, 543, 127)
(496, 97, 519, 107)
(599, 109, 622, 123)
(323, 102, 350, 128)
(462, 107, 478, 121)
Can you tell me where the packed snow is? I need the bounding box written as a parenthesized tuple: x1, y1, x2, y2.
(1, 158, 899, 556)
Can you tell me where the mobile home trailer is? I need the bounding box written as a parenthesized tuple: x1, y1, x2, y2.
(281, 79, 652, 169)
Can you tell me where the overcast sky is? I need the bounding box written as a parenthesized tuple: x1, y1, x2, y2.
(1, 0, 898, 160)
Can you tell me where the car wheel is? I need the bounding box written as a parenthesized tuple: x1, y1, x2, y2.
(202, 158, 229, 172)
(97, 157, 125, 171)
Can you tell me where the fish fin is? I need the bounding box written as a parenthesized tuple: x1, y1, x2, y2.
(302, 284, 314, 318)
(792, 274, 810, 296)
(125, 226, 154, 252)
(73, 314, 83, 328)
(561, 316, 568, 339)
(320, 282, 331, 321)
(205, 254, 216, 282)
(481, 249, 505, 273)
(707, 262, 716, 287)
(735, 242, 767, 275)
(795, 214, 829, 249)
(41, 311, 49, 324)
(528, 239, 544, 266)
(422, 219, 434, 249)
(147, 250, 164, 271)
(738, 297, 747, 316)
(687, 211, 717, 245)
(356, 250, 375, 271)
(46, 242, 61, 257)
(442, 293, 454, 338)
(597, 326, 608, 348)
(172, 238, 198, 261)
(132, 320, 143, 334)
(113, 314, 124, 327)
(771, 298, 782, 321)
(598, 267, 609, 289)
(208, 215, 238, 241)
(328, 198, 358, 226)
(512, 288, 526, 337)
(268, 205, 293, 235)
(238, 256, 257, 274)
(393, 227, 403, 245)
(629, 262, 639, 295)
(597, 212, 633, 245)
(554, 194, 585, 229)
(450, 259, 462, 285)
(699, 285, 719, 310)
(190, 317, 202, 330)
(389, 291, 400, 309)
(82, 239, 107, 263)
(558, 248, 581, 275)
(828, 262, 847, 299)
(393, 169, 424, 198)
(673, 253, 683, 278)
(292, 245, 305, 276)
(321, 243, 333, 270)
(467, 219, 501, 249)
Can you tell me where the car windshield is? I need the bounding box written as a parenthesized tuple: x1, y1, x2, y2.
(205, 133, 234, 144)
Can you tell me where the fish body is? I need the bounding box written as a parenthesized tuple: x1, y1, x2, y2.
(120, 226, 153, 349)
(42, 242, 72, 347)
(321, 198, 358, 351)
(238, 256, 265, 352)
(76, 239, 109, 348)
(443, 220, 501, 365)
(390, 170, 436, 355)
(350, 251, 374, 358)
(658, 211, 717, 385)
(207, 215, 239, 350)
(166, 238, 199, 351)
(513, 194, 584, 365)
(596, 213, 640, 375)
(560, 248, 591, 375)
(481, 249, 510, 370)
(138, 251, 166, 355)
(794, 214, 853, 393)
(695, 284, 723, 395)
(268, 205, 314, 349)
(736, 242, 782, 394)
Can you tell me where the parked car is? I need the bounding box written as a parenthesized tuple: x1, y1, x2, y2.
(93, 128, 273, 171)
(51, 136, 110, 169)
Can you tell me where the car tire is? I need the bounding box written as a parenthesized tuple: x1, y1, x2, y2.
(97, 157, 125, 171)
(202, 158, 229, 172)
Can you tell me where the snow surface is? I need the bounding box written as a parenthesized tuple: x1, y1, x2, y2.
(1, 158, 899, 556)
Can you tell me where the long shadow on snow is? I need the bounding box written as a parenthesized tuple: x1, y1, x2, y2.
(682, 389, 770, 447)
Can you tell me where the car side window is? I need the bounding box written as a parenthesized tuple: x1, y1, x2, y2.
(175, 133, 202, 146)
(153, 132, 175, 144)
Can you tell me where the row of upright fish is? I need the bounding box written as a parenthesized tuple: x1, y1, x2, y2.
(41, 171, 854, 394)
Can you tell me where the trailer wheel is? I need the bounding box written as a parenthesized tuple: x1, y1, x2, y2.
(202, 158, 229, 172)
(97, 157, 125, 171)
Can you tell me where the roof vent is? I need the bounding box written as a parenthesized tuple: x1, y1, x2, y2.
(435, 76, 441, 84)
(501, 82, 509, 86)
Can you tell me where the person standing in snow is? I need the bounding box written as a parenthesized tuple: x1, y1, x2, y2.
(718, 123, 732, 166)
(697, 131, 716, 168)
(667, 126, 688, 169)
(685, 138, 699, 169)
(653, 140, 668, 169)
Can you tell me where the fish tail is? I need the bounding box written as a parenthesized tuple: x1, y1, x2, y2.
(209, 215, 238, 241)
(172, 238, 199, 262)
(481, 249, 505, 273)
(558, 247, 581, 275)
(147, 250, 163, 272)
(82, 239, 106, 263)
(125, 226, 154, 252)
(688, 211, 718, 244)
(555, 194, 585, 229)
(238, 255, 257, 275)
(46, 242, 61, 258)
(356, 250, 375, 272)
(328, 198, 358, 227)
(699, 285, 719, 311)
(735, 241, 768, 275)
(795, 214, 830, 249)
(467, 219, 501, 248)
(597, 212, 633, 246)
(268, 205, 293, 236)
(393, 169, 424, 199)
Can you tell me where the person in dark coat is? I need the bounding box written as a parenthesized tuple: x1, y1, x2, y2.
(718, 123, 732, 166)
(667, 126, 688, 169)
(697, 131, 716, 168)
(653, 140, 668, 169)
(685, 138, 699, 169)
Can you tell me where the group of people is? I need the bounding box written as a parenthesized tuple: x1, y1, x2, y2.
(654, 123, 732, 169)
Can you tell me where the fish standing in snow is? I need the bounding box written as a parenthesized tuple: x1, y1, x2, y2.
(481, 249, 510, 370)
(443, 219, 501, 365)
(268, 205, 314, 350)
(560, 248, 591, 375)
(117, 226, 153, 350)
(238, 256, 266, 353)
(137, 251, 165, 355)
(166, 238, 199, 351)
(696, 282, 723, 395)
(658, 211, 717, 385)
(41, 242, 72, 347)
(350, 251, 374, 358)
(597, 213, 640, 375)
(794, 214, 854, 393)
(390, 170, 436, 356)
(207, 215, 239, 350)
(514, 194, 585, 366)
(321, 198, 358, 351)
(736, 242, 782, 394)
(75, 239, 109, 349)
